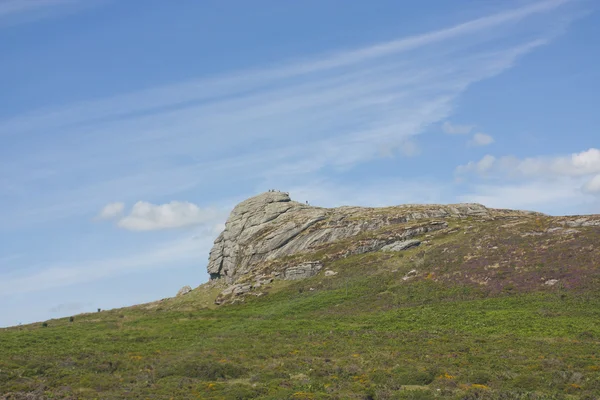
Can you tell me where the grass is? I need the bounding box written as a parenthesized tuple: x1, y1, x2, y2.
(2, 216, 600, 399)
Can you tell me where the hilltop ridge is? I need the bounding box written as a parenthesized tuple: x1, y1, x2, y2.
(205, 191, 550, 304)
(3, 192, 600, 399)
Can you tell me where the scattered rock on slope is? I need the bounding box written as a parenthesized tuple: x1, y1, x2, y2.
(381, 239, 421, 252)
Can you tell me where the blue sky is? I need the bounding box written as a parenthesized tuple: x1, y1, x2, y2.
(1, 0, 599, 327)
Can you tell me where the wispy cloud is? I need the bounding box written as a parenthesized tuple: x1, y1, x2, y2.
(583, 175, 600, 194)
(110, 201, 225, 231)
(458, 179, 593, 213)
(0, 0, 95, 27)
(456, 148, 600, 178)
(0, 232, 216, 296)
(442, 121, 474, 135)
(469, 132, 495, 147)
(456, 148, 600, 215)
(97, 202, 125, 219)
(0, 0, 579, 232)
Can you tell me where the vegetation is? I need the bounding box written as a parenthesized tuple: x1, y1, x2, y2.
(1, 216, 599, 399)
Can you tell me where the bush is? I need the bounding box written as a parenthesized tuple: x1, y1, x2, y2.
(42, 322, 48, 327)
(159, 360, 247, 380)
(392, 367, 437, 385)
(468, 370, 492, 385)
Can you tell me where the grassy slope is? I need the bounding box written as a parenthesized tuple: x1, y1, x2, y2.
(1, 217, 600, 399)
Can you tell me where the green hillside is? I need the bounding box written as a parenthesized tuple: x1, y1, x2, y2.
(2, 215, 600, 399)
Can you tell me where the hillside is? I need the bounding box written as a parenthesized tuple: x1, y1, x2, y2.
(2, 192, 600, 399)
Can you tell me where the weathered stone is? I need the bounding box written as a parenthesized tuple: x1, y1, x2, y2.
(233, 284, 253, 295)
(381, 239, 421, 252)
(220, 283, 253, 297)
(403, 269, 418, 281)
(206, 191, 538, 285)
(544, 279, 559, 286)
(561, 217, 600, 227)
(284, 262, 323, 280)
(324, 270, 338, 276)
(176, 285, 192, 296)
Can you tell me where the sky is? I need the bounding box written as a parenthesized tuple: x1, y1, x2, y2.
(1, 0, 599, 327)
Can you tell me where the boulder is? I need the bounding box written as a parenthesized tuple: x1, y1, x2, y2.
(284, 262, 323, 280)
(176, 286, 192, 296)
(381, 239, 421, 252)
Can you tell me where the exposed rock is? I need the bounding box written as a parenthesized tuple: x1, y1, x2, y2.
(561, 217, 600, 228)
(220, 283, 252, 296)
(381, 239, 421, 252)
(207, 192, 326, 283)
(403, 269, 418, 281)
(176, 285, 192, 297)
(544, 279, 559, 286)
(284, 261, 323, 280)
(324, 270, 338, 277)
(206, 191, 539, 285)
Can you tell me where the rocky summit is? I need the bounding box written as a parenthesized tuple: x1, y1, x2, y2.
(206, 191, 544, 303)
(5, 191, 600, 399)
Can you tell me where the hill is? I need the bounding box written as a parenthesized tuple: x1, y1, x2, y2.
(1, 192, 600, 399)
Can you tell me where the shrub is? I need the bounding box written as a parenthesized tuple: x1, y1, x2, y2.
(158, 360, 247, 380)
(42, 322, 48, 327)
(468, 370, 492, 385)
(392, 367, 436, 385)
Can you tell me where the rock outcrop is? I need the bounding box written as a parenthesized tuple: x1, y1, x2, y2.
(176, 286, 192, 297)
(207, 191, 539, 291)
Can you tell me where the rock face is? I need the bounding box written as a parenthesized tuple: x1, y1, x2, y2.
(207, 191, 326, 283)
(206, 191, 536, 287)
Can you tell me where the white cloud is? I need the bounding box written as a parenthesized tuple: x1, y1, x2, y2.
(583, 174, 600, 194)
(457, 148, 600, 178)
(457, 179, 593, 213)
(456, 149, 600, 214)
(97, 202, 125, 219)
(455, 154, 496, 176)
(117, 201, 221, 231)
(469, 132, 495, 147)
(442, 121, 474, 135)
